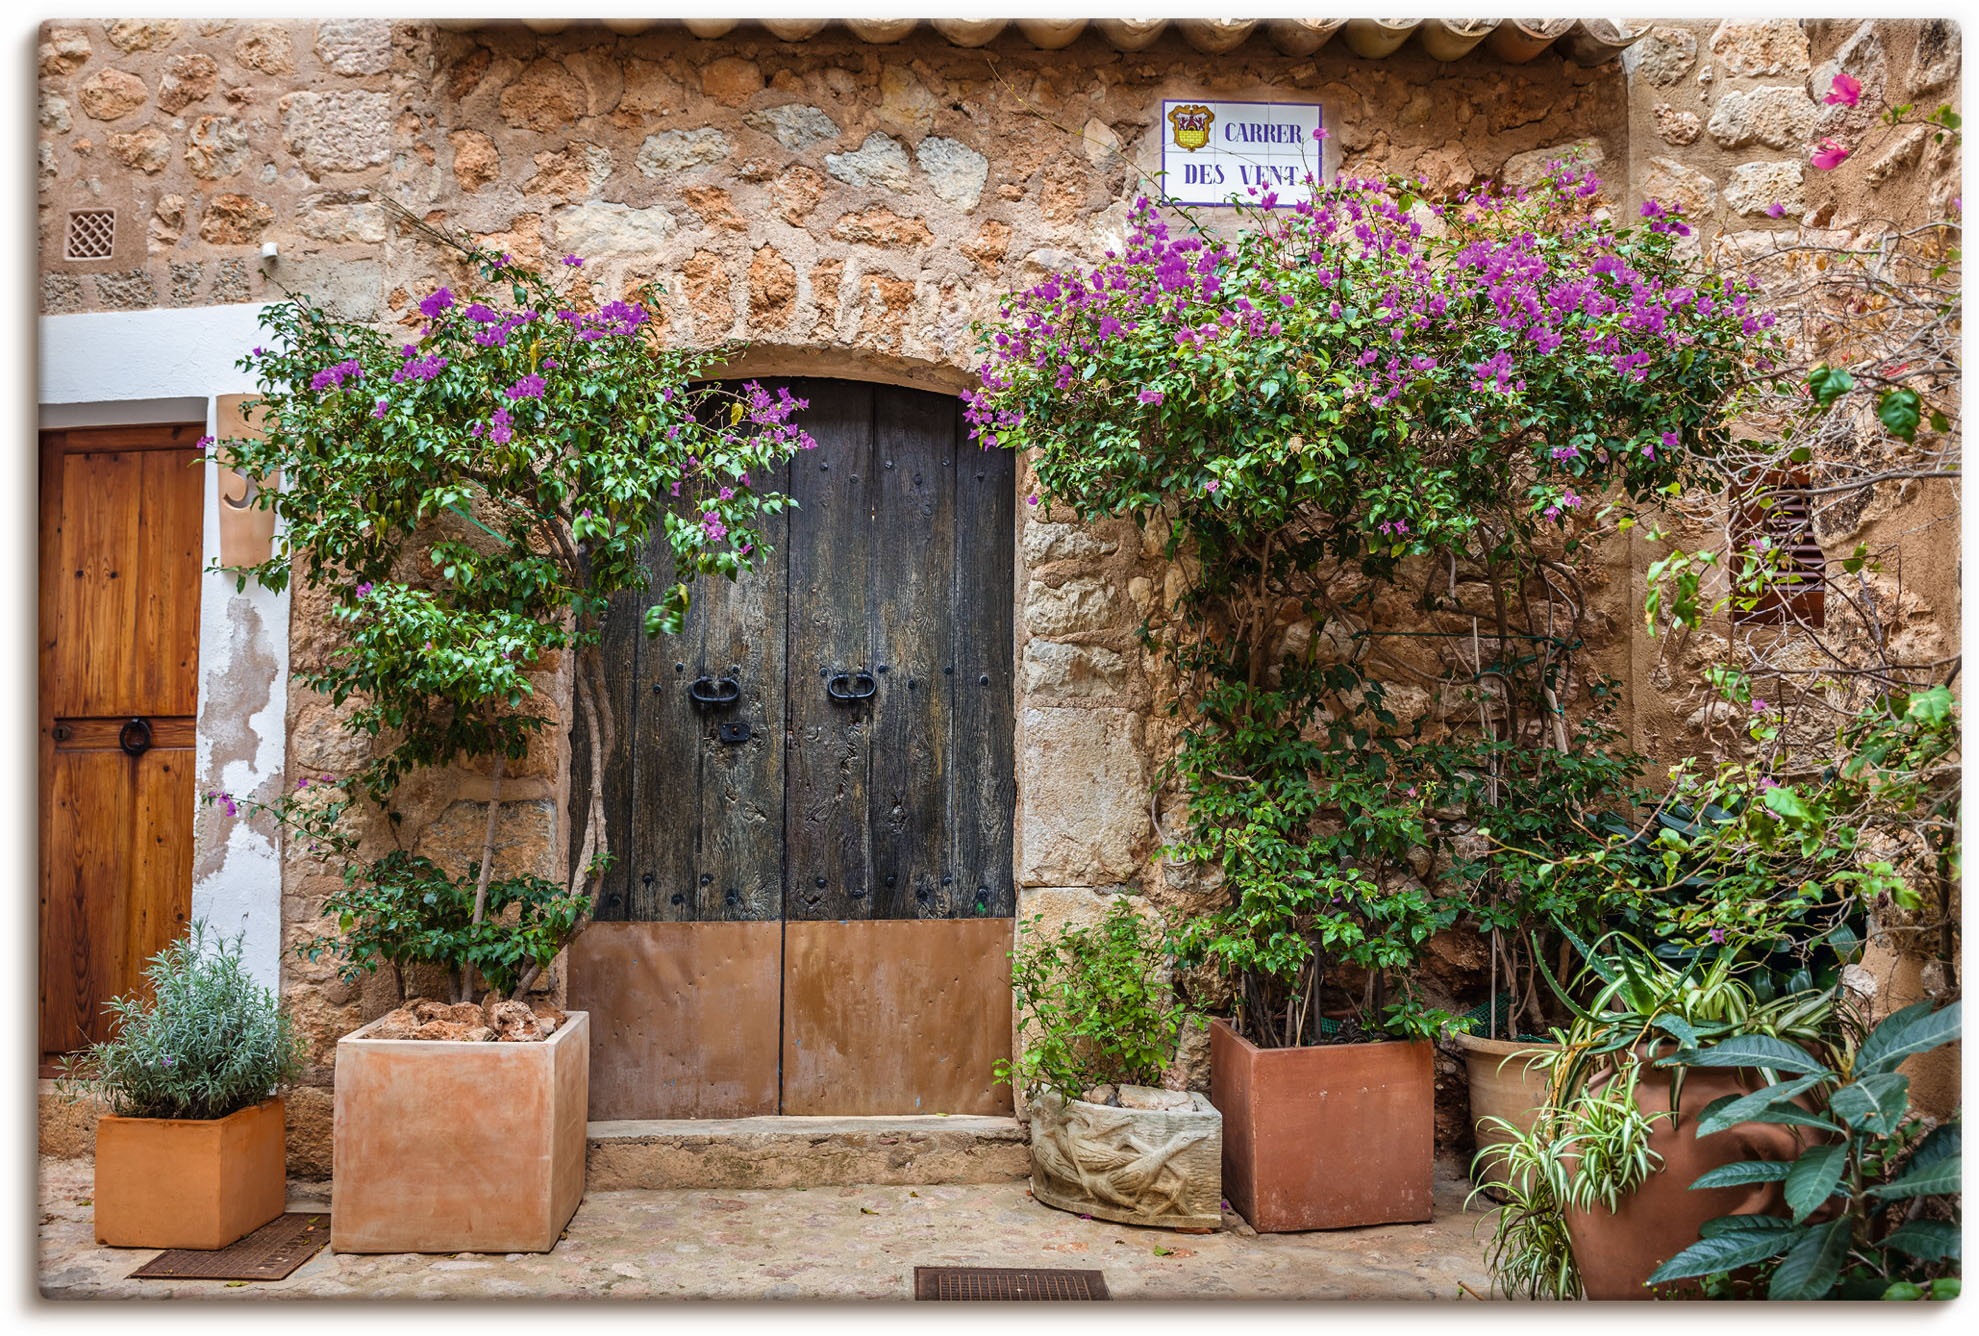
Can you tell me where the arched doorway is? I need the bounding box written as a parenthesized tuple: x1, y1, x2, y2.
(572, 379, 1017, 1118)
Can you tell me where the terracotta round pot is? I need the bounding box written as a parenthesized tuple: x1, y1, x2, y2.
(1561, 1060, 1814, 1300)
(1453, 1031, 1560, 1200)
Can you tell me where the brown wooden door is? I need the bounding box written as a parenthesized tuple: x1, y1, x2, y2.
(577, 381, 1016, 1118)
(39, 425, 205, 1055)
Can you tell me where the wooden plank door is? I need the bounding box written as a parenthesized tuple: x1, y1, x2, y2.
(575, 380, 1015, 1119)
(779, 383, 1016, 1115)
(39, 426, 205, 1055)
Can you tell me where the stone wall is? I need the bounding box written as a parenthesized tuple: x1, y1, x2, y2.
(36, 19, 1958, 1170)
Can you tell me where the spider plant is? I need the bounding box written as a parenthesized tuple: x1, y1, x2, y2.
(1473, 931, 1841, 1298)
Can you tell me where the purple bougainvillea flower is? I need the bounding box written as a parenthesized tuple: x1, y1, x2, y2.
(1766, 203, 1786, 219)
(505, 373, 548, 400)
(1811, 138, 1851, 171)
(701, 511, 727, 542)
(1138, 388, 1165, 405)
(1205, 479, 1220, 493)
(419, 287, 454, 318)
(1751, 699, 1768, 714)
(562, 254, 584, 267)
(1824, 72, 1862, 107)
(372, 398, 389, 418)
(464, 302, 501, 324)
(354, 581, 374, 598)
(309, 359, 363, 392)
(1025, 494, 1039, 507)
(1709, 928, 1726, 944)
(490, 407, 514, 445)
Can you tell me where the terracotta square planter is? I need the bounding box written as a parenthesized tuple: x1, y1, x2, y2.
(1210, 1017, 1434, 1231)
(332, 1011, 588, 1254)
(94, 1096, 287, 1250)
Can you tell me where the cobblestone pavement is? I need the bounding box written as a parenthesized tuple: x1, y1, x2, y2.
(37, 1156, 1498, 1301)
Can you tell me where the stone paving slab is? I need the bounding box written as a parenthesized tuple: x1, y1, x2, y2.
(37, 1156, 1498, 1301)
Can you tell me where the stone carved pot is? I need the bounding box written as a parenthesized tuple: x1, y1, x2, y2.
(1210, 1018, 1435, 1232)
(1026, 1086, 1223, 1230)
(331, 1011, 589, 1254)
(1453, 1031, 1561, 1200)
(1562, 1058, 1815, 1299)
(94, 1096, 287, 1249)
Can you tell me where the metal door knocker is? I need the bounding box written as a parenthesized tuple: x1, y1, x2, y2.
(687, 675, 742, 708)
(118, 716, 152, 757)
(826, 671, 877, 704)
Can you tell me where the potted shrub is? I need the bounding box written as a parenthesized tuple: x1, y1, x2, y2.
(1648, 998, 1962, 1301)
(57, 924, 303, 1250)
(1478, 934, 1838, 1299)
(996, 897, 1220, 1231)
(208, 218, 814, 1253)
(1169, 732, 1456, 1232)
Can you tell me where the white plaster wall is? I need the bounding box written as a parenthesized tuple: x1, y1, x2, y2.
(40, 303, 288, 990)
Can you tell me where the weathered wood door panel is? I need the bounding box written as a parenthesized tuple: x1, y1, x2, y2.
(38, 427, 204, 1054)
(581, 380, 1015, 1117)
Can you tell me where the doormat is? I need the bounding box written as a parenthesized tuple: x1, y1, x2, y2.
(913, 1266, 1109, 1300)
(129, 1213, 328, 1282)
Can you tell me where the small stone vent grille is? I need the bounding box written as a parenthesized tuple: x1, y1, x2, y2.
(65, 210, 117, 261)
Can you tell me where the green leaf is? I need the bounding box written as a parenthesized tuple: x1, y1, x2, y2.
(1784, 1143, 1846, 1222)
(1906, 1121, 1960, 1174)
(1667, 1035, 1827, 1076)
(1868, 1152, 1960, 1201)
(1883, 1220, 1961, 1262)
(1856, 1000, 1960, 1075)
(1694, 1073, 1827, 1135)
(1699, 1212, 1799, 1238)
(1647, 1223, 1803, 1284)
(1877, 388, 1923, 441)
(1689, 1159, 1793, 1189)
(1767, 1218, 1851, 1300)
(1828, 1072, 1909, 1133)
(1808, 365, 1855, 406)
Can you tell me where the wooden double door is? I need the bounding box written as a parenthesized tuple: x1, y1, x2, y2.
(573, 381, 1018, 1119)
(39, 425, 204, 1057)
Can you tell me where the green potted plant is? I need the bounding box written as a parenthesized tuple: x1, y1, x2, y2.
(57, 924, 303, 1250)
(1647, 998, 1961, 1300)
(996, 897, 1220, 1231)
(1478, 933, 1838, 1299)
(209, 218, 813, 1253)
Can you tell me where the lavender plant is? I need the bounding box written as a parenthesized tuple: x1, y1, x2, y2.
(56, 923, 303, 1121)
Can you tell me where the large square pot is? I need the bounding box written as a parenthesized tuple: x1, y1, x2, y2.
(95, 1096, 287, 1249)
(332, 1011, 588, 1254)
(1210, 1018, 1434, 1232)
(1027, 1087, 1223, 1230)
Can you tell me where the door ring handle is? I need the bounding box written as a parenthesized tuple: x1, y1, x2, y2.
(687, 675, 742, 708)
(118, 717, 153, 757)
(826, 671, 877, 703)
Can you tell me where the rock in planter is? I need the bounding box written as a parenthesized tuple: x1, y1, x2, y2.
(95, 1096, 287, 1249)
(331, 1011, 588, 1254)
(1453, 1031, 1560, 1199)
(1027, 1085, 1222, 1230)
(1211, 1018, 1434, 1231)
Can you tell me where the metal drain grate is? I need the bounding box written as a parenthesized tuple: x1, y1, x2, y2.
(914, 1266, 1109, 1300)
(129, 1213, 329, 1282)
(64, 209, 117, 261)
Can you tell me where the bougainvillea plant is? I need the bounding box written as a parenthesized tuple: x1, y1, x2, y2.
(210, 220, 814, 1003)
(968, 165, 1776, 1045)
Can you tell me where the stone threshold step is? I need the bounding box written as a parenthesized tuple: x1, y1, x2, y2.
(586, 1114, 1030, 1190)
